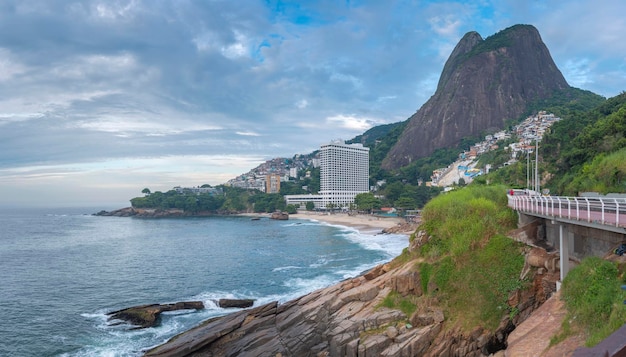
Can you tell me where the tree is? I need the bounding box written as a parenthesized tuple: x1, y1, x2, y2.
(184, 196, 198, 213)
(142, 188, 151, 196)
(306, 201, 315, 211)
(384, 182, 404, 202)
(285, 204, 297, 214)
(354, 192, 380, 213)
(395, 196, 416, 210)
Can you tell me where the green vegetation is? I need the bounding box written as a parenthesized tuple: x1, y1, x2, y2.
(366, 121, 408, 182)
(557, 257, 626, 346)
(347, 121, 405, 148)
(248, 193, 287, 213)
(524, 87, 605, 119)
(562, 148, 626, 194)
(280, 167, 320, 195)
(131, 188, 225, 212)
(463, 24, 516, 57)
(379, 291, 418, 317)
(419, 185, 516, 257)
(387, 185, 526, 331)
(541, 92, 626, 195)
(130, 186, 293, 214)
(354, 192, 380, 213)
(478, 89, 609, 192)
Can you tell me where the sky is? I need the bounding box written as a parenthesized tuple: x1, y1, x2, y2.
(0, 0, 625, 208)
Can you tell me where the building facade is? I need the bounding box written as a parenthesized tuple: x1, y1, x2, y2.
(265, 174, 281, 194)
(285, 140, 369, 209)
(319, 140, 369, 208)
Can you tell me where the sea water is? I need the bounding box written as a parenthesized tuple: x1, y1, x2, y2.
(0, 208, 407, 356)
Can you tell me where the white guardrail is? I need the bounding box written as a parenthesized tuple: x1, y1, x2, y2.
(507, 190, 626, 228)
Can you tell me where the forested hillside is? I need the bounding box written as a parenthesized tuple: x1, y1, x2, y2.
(542, 92, 626, 194)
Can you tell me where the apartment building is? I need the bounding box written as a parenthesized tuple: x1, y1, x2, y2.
(285, 140, 369, 209)
(265, 174, 281, 194)
(319, 140, 370, 208)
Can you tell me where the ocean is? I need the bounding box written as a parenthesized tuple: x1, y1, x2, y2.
(0, 207, 407, 356)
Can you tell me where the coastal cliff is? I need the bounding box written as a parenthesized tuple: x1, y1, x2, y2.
(144, 230, 557, 357)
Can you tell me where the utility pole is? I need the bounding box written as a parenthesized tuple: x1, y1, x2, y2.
(535, 138, 540, 194)
(526, 147, 530, 190)
(530, 161, 534, 192)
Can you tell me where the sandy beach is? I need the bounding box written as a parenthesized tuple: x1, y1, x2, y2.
(290, 211, 418, 236)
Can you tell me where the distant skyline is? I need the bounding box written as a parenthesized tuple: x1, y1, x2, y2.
(1, 0, 625, 207)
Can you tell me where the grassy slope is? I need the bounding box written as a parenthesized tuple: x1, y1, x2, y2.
(390, 185, 526, 331)
(390, 183, 626, 346)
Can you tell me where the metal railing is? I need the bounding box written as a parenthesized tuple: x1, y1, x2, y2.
(507, 191, 626, 228)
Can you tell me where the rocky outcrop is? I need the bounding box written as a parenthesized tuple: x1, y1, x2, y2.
(144, 239, 554, 357)
(382, 24, 571, 170)
(108, 301, 204, 328)
(217, 299, 255, 309)
(382, 221, 420, 234)
(270, 211, 289, 220)
(94, 207, 214, 218)
(95, 207, 138, 217)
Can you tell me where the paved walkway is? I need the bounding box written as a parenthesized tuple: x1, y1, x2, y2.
(506, 290, 585, 356)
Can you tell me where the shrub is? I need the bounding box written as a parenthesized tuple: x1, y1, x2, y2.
(561, 257, 626, 346)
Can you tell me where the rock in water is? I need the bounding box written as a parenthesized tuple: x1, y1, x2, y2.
(218, 299, 255, 308)
(270, 211, 289, 220)
(108, 301, 204, 328)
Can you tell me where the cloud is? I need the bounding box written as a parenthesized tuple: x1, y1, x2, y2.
(428, 15, 462, 37)
(0, 155, 266, 207)
(236, 131, 261, 137)
(0, 0, 625, 206)
(326, 114, 379, 131)
(0, 48, 27, 81)
(295, 99, 309, 109)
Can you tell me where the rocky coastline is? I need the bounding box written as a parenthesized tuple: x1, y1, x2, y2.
(94, 208, 576, 355)
(142, 229, 561, 357)
(94, 207, 221, 218)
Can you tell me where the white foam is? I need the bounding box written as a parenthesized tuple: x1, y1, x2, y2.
(339, 230, 408, 258)
(272, 265, 303, 272)
(281, 222, 319, 227)
(65, 218, 407, 357)
(309, 257, 329, 268)
(295, 218, 408, 257)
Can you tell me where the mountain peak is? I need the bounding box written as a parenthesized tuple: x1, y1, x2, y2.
(382, 24, 569, 170)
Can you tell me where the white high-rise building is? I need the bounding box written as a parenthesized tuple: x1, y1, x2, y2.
(319, 140, 369, 208)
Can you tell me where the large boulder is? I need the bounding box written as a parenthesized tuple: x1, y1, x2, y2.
(108, 301, 204, 328)
(270, 211, 289, 220)
(218, 299, 255, 308)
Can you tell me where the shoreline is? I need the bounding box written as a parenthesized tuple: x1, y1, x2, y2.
(295, 211, 413, 234)
(95, 208, 419, 236)
(242, 211, 418, 236)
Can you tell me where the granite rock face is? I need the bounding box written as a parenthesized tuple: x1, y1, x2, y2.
(217, 299, 255, 309)
(382, 24, 570, 170)
(143, 246, 551, 357)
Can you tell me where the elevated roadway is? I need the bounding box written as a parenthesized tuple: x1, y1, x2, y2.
(507, 190, 626, 287)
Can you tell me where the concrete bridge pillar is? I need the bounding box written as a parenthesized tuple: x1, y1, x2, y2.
(558, 223, 569, 290)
